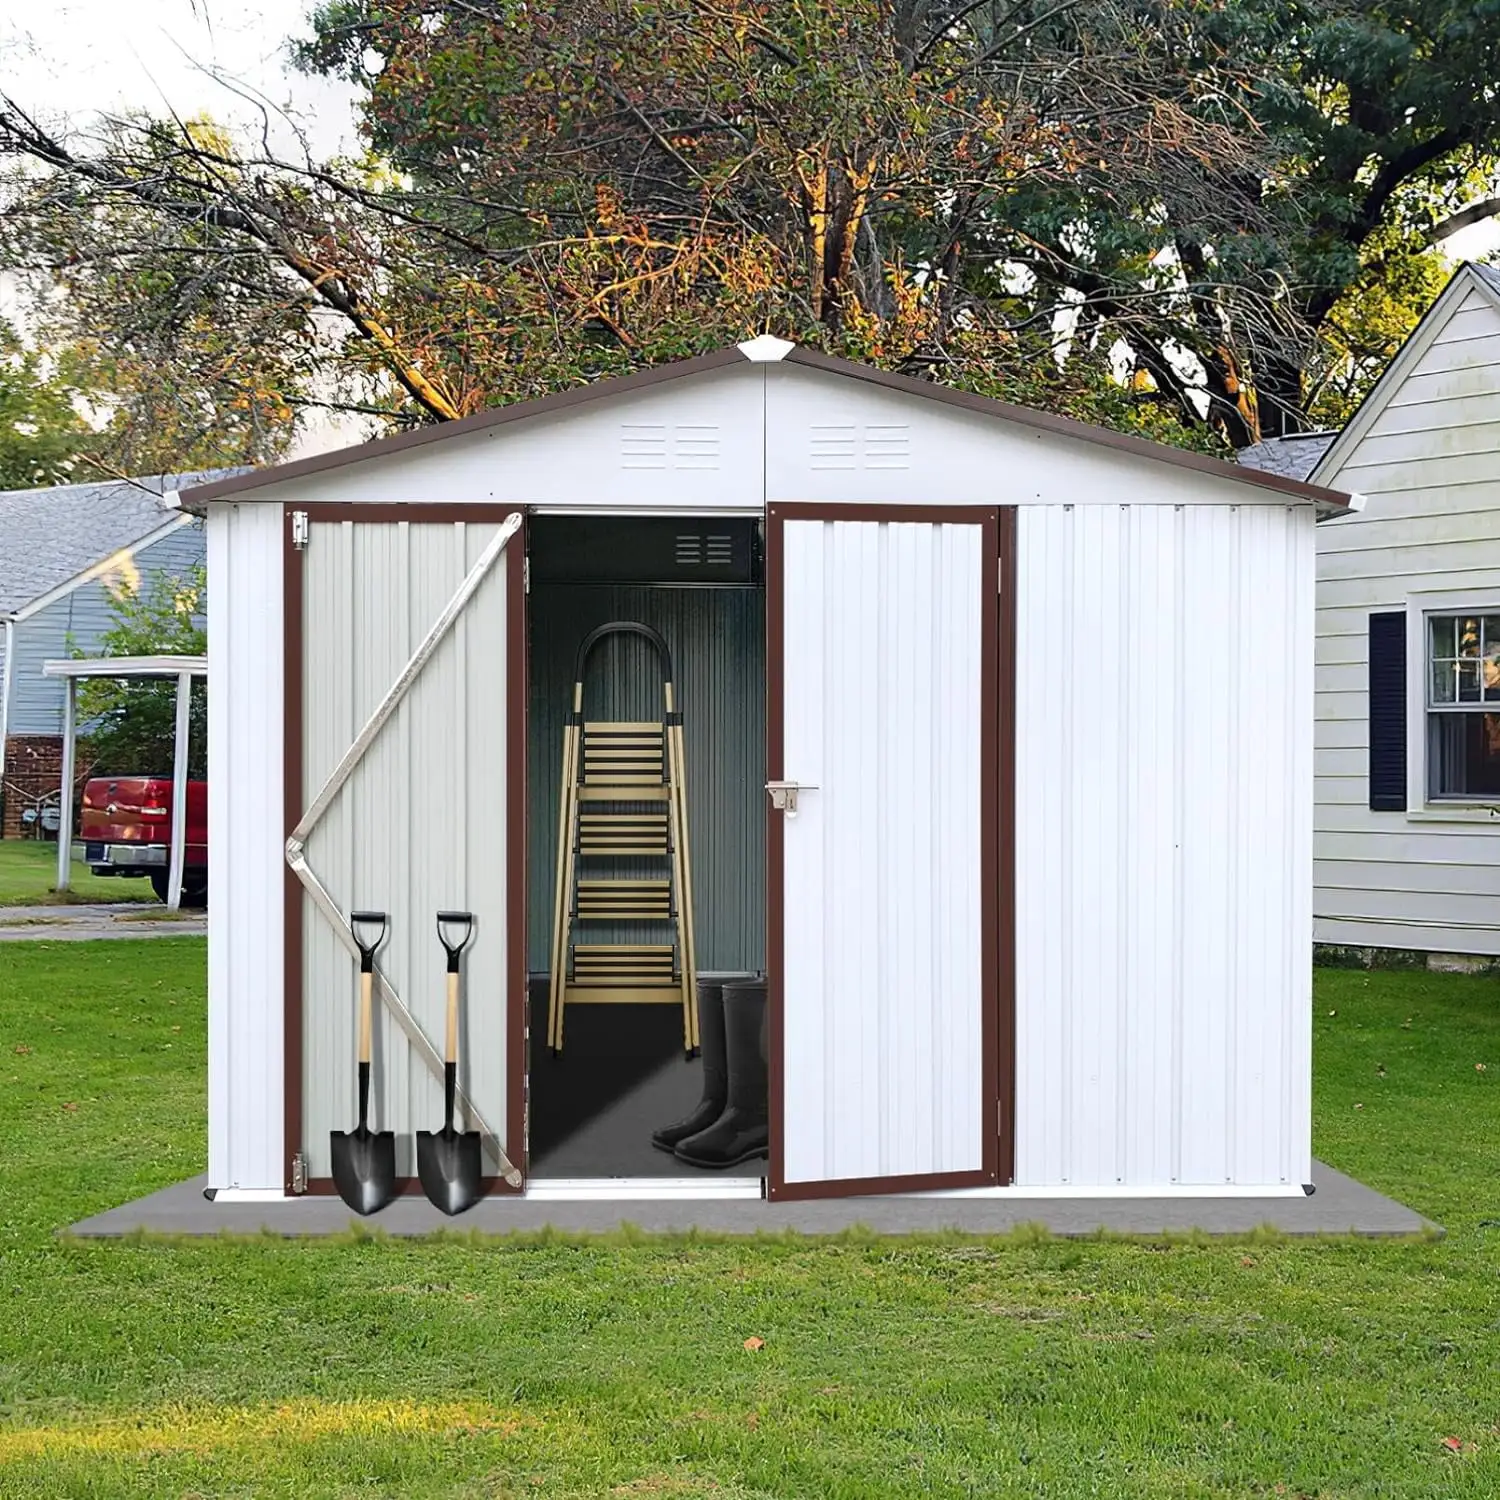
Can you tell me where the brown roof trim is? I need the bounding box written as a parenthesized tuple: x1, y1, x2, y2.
(181, 340, 1353, 511)
(781, 347, 1353, 511)
(179, 346, 751, 507)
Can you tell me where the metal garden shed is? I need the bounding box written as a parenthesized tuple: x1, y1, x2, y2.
(179, 336, 1353, 1208)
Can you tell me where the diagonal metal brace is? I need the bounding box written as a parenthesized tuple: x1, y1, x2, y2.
(287, 511, 525, 1187)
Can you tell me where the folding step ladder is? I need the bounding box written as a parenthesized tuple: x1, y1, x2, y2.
(546, 623, 699, 1056)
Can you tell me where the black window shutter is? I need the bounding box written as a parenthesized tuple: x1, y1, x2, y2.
(1368, 611, 1407, 811)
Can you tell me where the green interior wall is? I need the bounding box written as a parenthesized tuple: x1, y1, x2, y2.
(527, 583, 766, 973)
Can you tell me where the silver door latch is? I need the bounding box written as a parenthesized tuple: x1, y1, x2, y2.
(291, 510, 310, 550)
(766, 780, 817, 817)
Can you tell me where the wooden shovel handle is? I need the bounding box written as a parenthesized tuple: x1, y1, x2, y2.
(359, 970, 373, 1066)
(446, 972, 459, 1065)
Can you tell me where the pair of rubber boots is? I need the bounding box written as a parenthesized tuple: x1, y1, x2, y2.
(652, 975, 768, 1168)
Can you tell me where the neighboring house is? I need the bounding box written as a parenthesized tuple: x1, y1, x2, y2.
(0, 472, 228, 838)
(1241, 261, 1500, 958)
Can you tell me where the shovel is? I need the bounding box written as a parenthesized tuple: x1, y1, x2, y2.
(331, 910, 397, 1215)
(417, 911, 482, 1215)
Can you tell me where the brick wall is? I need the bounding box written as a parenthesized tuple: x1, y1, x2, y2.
(1, 736, 93, 840)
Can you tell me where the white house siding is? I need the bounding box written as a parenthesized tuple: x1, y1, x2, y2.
(1014, 502, 1314, 1188)
(8, 518, 205, 736)
(1314, 279, 1500, 955)
(207, 501, 284, 1192)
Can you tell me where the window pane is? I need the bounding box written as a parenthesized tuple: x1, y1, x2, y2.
(1459, 618, 1482, 657)
(1431, 616, 1456, 660)
(1432, 660, 1459, 704)
(1456, 659, 1481, 702)
(1430, 711, 1500, 798)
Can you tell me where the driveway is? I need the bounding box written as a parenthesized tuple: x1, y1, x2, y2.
(0, 903, 206, 941)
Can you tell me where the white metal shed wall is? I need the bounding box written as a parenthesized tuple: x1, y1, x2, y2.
(207, 501, 284, 1191)
(1014, 502, 1314, 1188)
(1313, 280, 1500, 955)
(200, 354, 1324, 1195)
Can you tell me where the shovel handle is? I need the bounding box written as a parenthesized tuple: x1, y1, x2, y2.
(350, 910, 387, 972)
(446, 972, 459, 1065)
(436, 910, 474, 972)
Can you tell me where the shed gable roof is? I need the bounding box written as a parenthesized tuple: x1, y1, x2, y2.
(0, 470, 237, 616)
(181, 345, 1353, 513)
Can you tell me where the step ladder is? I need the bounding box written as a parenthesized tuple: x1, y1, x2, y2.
(546, 623, 699, 1056)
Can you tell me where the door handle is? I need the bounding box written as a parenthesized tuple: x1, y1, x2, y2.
(766, 780, 817, 818)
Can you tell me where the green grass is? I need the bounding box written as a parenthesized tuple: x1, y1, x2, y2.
(1, 944, 1499, 1497)
(0, 839, 154, 907)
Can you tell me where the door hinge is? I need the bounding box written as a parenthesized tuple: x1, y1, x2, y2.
(290, 1151, 308, 1194)
(523, 554, 530, 594)
(997, 1101, 1004, 1137)
(291, 510, 310, 551)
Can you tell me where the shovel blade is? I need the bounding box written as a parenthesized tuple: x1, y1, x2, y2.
(330, 1126, 398, 1215)
(416, 1127, 484, 1216)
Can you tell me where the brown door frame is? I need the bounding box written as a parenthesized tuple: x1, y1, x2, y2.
(281, 502, 528, 1197)
(764, 502, 1016, 1202)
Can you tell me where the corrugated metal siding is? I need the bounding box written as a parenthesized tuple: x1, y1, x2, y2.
(300, 519, 512, 1180)
(8, 520, 205, 735)
(1015, 503, 1313, 1188)
(528, 584, 765, 973)
(1313, 279, 1500, 955)
(779, 517, 986, 1187)
(207, 502, 283, 1191)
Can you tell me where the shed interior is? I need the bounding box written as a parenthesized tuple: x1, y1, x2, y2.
(525, 514, 767, 1180)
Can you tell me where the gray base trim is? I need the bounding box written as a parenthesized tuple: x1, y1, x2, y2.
(68, 1161, 1435, 1239)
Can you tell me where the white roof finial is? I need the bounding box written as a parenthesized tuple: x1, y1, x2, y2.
(738, 334, 796, 362)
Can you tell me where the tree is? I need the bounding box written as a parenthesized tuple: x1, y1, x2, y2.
(0, 317, 94, 487)
(3, 2, 1496, 451)
(74, 563, 206, 778)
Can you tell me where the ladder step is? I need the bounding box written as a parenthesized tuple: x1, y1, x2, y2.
(575, 880, 672, 919)
(579, 812, 670, 855)
(572, 944, 677, 982)
(581, 722, 665, 785)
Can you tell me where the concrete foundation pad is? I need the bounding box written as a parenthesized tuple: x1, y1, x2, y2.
(68, 1160, 1436, 1239)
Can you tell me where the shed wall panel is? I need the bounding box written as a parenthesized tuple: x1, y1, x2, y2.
(207, 502, 283, 1190)
(224, 366, 765, 512)
(1014, 502, 1312, 1187)
(298, 518, 514, 1180)
(1313, 270, 1500, 955)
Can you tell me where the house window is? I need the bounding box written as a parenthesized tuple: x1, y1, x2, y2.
(1427, 614, 1500, 799)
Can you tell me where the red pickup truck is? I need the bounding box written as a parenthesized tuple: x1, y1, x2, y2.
(77, 777, 208, 906)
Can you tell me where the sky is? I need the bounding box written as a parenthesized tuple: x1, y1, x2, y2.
(0, 0, 361, 161)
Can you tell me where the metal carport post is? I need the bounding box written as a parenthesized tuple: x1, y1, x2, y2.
(41, 654, 208, 910)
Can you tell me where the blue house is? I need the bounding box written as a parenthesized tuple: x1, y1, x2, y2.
(0, 472, 226, 837)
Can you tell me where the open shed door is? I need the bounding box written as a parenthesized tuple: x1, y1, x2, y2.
(284, 506, 527, 1197)
(766, 503, 1006, 1201)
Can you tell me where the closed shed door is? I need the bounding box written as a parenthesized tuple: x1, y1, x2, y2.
(288, 509, 525, 1194)
(767, 504, 1005, 1200)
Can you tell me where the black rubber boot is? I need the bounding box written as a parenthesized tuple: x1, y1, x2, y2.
(651, 979, 727, 1152)
(675, 976, 768, 1169)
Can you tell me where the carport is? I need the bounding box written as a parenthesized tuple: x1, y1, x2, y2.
(43, 653, 208, 910)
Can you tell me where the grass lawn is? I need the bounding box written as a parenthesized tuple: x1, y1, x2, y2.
(0, 839, 155, 907)
(1, 943, 1499, 1498)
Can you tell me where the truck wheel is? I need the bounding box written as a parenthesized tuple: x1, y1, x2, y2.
(148, 872, 207, 908)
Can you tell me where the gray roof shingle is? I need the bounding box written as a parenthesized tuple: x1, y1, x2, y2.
(1237, 432, 1338, 483)
(0, 470, 241, 615)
